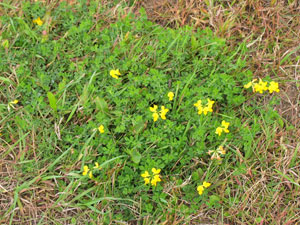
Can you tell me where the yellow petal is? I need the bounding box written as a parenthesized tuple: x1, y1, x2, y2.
(215, 127, 223, 136)
(150, 105, 158, 112)
(197, 185, 204, 193)
(194, 100, 202, 109)
(203, 181, 211, 188)
(141, 171, 150, 178)
(88, 171, 93, 179)
(152, 168, 161, 175)
(94, 162, 100, 169)
(153, 112, 159, 122)
(168, 92, 174, 101)
(12, 100, 19, 104)
(244, 81, 252, 89)
(98, 125, 105, 133)
(144, 177, 150, 185)
(153, 174, 161, 182)
(221, 120, 230, 129)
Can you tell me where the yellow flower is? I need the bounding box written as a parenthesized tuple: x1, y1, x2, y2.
(216, 121, 230, 136)
(152, 168, 161, 175)
(203, 181, 211, 188)
(82, 165, 89, 176)
(194, 100, 202, 109)
(151, 175, 161, 186)
(94, 162, 100, 169)
(150, 105, 168, 121)
(141, 171, 150, 178)
(150, 105, 159, 122)
(88, 171, 93, 179)
(268, 81, 280, 93)
(98, 125, 105, 133)
(10, 99, 19, 104)
(197, 181, 211, 195)
(150, 104, 158, 112)
(168, 92, 174, 101)
(33, 17, 43, 26)
(215, 127, 223, 136)
(244, 79, 257, 89)
(254, 79, 268, 94)
(141, 168, 161, 186)
(144, 177, 150, 185)
(110, 69, 121, 79)
(221, 120, 230, 133)
(197, 185, 204, 195)
(153, 112, 159, 122)
(207, 98, 215, 108)
(160, 106, 169, 120)
(194, 99, 214, 115)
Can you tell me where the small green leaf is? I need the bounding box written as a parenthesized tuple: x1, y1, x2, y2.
(47, 91, 57, 113)
(130, 150, 141, 164)
(95, 97, 108, 113)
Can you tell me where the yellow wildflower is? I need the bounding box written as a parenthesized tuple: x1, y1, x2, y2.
(168, 92, 174, 101)
(110, 69, 121, 79)
(244, 79, 257, 89)
(215, 120, 230, 136)
(151, 175, 161, 186)
(150, 104, 158, 112)
(82, 165, 89, 176)
(94, 162, 101, 169)
(268, 81, 280, 93)
(10, 99, 19, 104)
(197, 181, 211, 195)
(194, 99, 214, 115)
(207, 98, 215, 108)
(88, 171, 93, 179)
(203, 181, 211, 188)
(221, 120, 230, 133)
(152, 168, 161, 175)
(98, 125, 105, 133)
(141, 168, 162, 186)
(254, 79, 268, 94)
(197, 185, 204, 195)
(33, 17, 43, 26)
(150, 105, 168, 121)
(215, 127, 223, 136)
(160, 106, 169, 120)
(150, 105, 159, 122)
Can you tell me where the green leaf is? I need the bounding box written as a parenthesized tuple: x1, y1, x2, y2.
(130, 150, 141, 164)
(95, 97, 108, 113)
(47, 92, 57, 113)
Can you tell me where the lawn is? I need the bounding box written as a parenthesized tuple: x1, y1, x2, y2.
(1, 0, 299, 224)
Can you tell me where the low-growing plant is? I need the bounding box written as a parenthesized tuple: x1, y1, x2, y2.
(0, 1, 284, 223)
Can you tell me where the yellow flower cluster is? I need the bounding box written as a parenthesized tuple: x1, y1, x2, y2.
(149, 105, 169, 122)
(33, 17, 43, 26)
(110, 69, 121, 79)
(82, 162, 101, 179)
(215, 120, 230, 136)
(194, 98, 215, 115)
(141, 168, 162, 186)
(244, 79, 279, 94)
(208, 146, 226, 160)
(197, 181, 211, 195)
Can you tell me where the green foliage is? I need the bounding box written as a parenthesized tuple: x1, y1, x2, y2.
(0, 1, 283, 223)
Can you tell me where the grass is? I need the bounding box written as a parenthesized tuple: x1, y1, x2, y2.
(1, 0, 300, 224)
